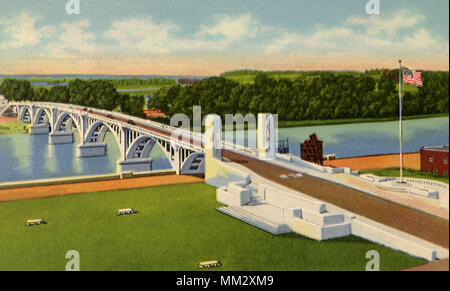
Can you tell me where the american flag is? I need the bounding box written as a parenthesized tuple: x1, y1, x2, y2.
(403, 67, 423, 87)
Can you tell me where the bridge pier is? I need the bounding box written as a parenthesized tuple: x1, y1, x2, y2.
(29, 124, 50, 135)
(77, 143, 107, 157)
(49, 131, 74, 144)
(118, 158, 153, 173)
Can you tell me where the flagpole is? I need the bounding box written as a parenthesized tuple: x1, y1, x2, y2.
(398, 60, 403, 183)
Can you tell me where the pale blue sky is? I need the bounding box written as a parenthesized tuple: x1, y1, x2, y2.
(0, 0, 448, 75)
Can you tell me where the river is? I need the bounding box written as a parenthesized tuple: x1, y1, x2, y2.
(0, 117, 448, 183)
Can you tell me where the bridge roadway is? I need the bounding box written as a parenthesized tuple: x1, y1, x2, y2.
(80, 108, 202, 148)
(222, 150, 449, 249)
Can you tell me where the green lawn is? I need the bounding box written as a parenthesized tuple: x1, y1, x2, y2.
(360, 168, 449, 185)
(0, 183, 426, 271)
(0, 122, 28, 135)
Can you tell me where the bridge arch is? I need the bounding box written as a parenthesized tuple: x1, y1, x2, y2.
(85, 120, 121, 149)
(126, 135, 157, 160)
(19, 106, 31, 122)
(54, 112, 80, 132)
(33, 107, 53, 131)
(180, 152, 205, 174)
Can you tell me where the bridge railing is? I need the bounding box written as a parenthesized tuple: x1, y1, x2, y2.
(11, 101, 265, 154)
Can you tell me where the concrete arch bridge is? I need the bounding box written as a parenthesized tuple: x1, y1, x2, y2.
(3, 102, 205, 174)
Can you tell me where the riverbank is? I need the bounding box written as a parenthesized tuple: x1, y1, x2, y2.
(323, 152, 421, 171)
(0, 173, 203, 202)
(0, 116, 17, 123)
(278, 113, 449, 128)
(215, 113, 449, 131)
(0, 121, 27, 135)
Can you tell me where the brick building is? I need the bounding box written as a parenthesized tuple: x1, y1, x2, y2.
(420, 145, 449, 176)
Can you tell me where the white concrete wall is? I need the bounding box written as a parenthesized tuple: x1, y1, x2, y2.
(351, 219, 437, 261)
(217, 187, 251, 207)
(263, 186, 327, 214)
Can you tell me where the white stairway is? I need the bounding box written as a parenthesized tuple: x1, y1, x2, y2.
(217, 206, 290, 235)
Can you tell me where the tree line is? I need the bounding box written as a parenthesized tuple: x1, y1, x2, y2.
(1, 70, 448, 123)
(0, 79, 145, 118)
(150, 71, 448, 121)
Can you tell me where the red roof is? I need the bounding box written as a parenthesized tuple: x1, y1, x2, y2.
(144, 109, 167, 118)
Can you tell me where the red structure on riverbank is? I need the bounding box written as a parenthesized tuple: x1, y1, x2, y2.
(420, 145, 449, 176)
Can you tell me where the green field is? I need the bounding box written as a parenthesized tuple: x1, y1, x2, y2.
(221, 70, 363, 84)
(360, 168, 449, 184)
(0, 121, 27, 135)
(0, 183, 425, 271)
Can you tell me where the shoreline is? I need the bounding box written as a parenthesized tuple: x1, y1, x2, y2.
(278, 113, 449, 129)
(0, 119, 27, 135)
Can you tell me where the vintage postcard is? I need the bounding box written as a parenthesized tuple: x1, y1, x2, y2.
(0, 0, 448, 276)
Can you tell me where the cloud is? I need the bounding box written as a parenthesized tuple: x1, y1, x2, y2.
(46, 20, 104, 59)
(265, 10, 448, 56)
(105, 16, 178, 54)
(105, 14, 264, 54)
(0, 10, 55, 49)
(197, 14, 261, 41)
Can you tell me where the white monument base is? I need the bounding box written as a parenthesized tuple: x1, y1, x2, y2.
(77, 143, 107, 157)
(118, 158, 153, 173)
(49, 132, 73, 144)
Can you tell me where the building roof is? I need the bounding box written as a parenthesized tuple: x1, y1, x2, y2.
(422, 145, 449, 152)
(144, 109, 167, 118)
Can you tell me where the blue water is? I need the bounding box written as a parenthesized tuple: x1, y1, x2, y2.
(228, 117, 449, 158)
(0, 117, 448, 183)
(280, 117, 449, 158)
(0, 131, 172, 183)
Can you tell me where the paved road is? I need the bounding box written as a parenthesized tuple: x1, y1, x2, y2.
(222, 150, 449, 249)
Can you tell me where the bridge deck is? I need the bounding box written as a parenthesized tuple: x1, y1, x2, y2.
(87, 110, 202, 148)
(222, 150, 449, 249)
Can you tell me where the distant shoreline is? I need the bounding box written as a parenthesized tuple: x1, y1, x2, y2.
(277, 113, 449, 128)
